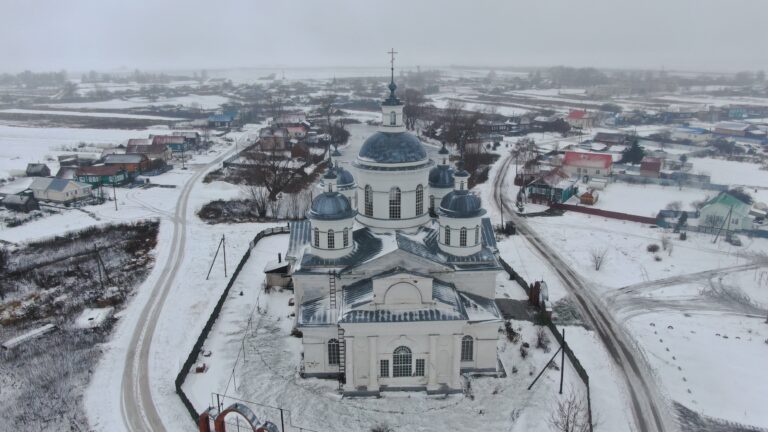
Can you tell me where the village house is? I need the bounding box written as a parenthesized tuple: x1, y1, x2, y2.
(593, 132, 628, 147)
(714, 121, 765, 139)
(25, 163, 51, 177)
(172, 131, 202, 150)
(561, 151, 613, 180)
(29, 178, 92, 204)
(259, 127, 290, 151)
(55, 167, 79, 180)
(151, 135, 187, 154)
(286, 124, 309, 139)
(3, 194, 39, 213)
(128, 138, 172, 161)
(566, 110, 596, 129)
(639, 156, 663, 178)
(208, 113, 234, 129)
(103, 154, 150, 175)
(75, 165, 129, 186)
(273, 112, 308, 127)
(671, 126, 711, 144)
(525, 168, 579, 204)
(698, 192, 753, 232)
(287, 73, 502, 396)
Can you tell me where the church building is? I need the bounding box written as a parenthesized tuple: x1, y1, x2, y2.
(286, 62, 502, 395)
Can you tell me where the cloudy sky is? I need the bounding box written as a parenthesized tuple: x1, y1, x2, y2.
(1, 0, 766, 74)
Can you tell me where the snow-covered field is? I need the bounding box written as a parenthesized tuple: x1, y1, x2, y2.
(47, 94, 229, 110)
(0, 124, 172, 178)
(0, 108, 184, 121)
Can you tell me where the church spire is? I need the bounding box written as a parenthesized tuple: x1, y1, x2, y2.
(383, 48, 401, 106)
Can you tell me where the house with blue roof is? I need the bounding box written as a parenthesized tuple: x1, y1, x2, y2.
(207, 113, 235, 128)
(284, 66, 503, 396)
(29, 177, 92, 204)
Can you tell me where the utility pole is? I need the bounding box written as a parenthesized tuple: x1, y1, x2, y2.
(559, 328, 566, 394)
(112, 180, 118, 211)
(222, 234, 227, 277)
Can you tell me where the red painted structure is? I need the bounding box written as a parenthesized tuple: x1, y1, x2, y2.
(198, 403, 279, 432)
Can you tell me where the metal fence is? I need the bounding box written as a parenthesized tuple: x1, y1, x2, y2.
(175, 225, 291, 428)
(498, 256, 594, 431)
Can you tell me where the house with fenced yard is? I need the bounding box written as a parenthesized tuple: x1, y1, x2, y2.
(29, 178, 92, 204)
(697, 192, 753, 232)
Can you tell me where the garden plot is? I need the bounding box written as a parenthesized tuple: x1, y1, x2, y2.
(587, 182, 713, 216)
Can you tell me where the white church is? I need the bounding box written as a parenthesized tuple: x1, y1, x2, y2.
(286, 65, 502, 395)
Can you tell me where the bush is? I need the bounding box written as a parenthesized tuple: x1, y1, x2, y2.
(519, 345, 528, 359)
(536, 327, 551, 352)
(647, 244, 660, 253)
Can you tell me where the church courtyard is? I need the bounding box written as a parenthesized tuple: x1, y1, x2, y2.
(182, 231, 631, 431)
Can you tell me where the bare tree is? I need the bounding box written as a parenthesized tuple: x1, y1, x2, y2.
(242, 185, 269, 218)
(548, 390, 592, 432)
(665, 201, 682, 211)
(590, 248, 608, 271)
(402, 88, 428, 130)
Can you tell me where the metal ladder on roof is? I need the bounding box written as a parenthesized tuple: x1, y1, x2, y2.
(329, 270, 337, 310)
(337, 326, 346, 389)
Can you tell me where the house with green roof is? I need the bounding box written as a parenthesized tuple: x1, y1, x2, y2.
(699, 192, 753, 232)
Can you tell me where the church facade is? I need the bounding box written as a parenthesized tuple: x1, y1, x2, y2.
(286, 70, 502, 395)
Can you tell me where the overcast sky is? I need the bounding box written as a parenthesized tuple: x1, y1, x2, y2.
(1, 0, 766, 74)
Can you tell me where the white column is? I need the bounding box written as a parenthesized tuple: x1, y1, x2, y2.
(427, 334, 438, 391)
(451, 334, 462, 389)
(344, 336, 355, 391)
(368, 336, 378, 391)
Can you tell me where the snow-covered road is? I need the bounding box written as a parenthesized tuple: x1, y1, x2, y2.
(492, 154, 677, 432)
(118, 146, 238, 432)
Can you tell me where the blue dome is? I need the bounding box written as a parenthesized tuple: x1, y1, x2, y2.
(429, 165, 454, 189)
(320, 165, 355, 188)
(439, 190, 486, 218)
(358, 132, 427, 164)
(308, 192, 355, 220)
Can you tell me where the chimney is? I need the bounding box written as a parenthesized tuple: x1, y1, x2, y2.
(278, 253, 282, 263)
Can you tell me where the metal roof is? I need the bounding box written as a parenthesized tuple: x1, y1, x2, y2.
(439, 190, 486, 218)
(307, 192, 356, 221)
(358, 131, 427, 164)
(428, 165, 454, 188)
(105, 154, 146, 164)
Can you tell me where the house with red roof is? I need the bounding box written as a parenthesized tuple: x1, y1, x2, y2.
(640, 156, 663, 178)
(566, 110, 596, 129)
(562, 151, 613, 179)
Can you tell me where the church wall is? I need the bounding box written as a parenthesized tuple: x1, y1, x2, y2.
(452, 269, 499, 298)
(302, 326, 341, 376)
(342, 321, 465, 390)
(462, 321, 502, 372)
(354, 165, 431, 222)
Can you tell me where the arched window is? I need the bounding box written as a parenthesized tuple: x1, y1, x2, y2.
(390, 111, 396, 126)
(392, 346, 412, 377)
(313, 228, 320, 247)
(364, 185, 373, 216)
(343, 228, 349, 247)
(429, 195, 435, 212)
(415, 184, 424, 215)
(327, 229, 335, 249)
(444, 226, 451, 245)
(461, 336, 474, 361)
(475, 225, 480, 245)
(460, 180, 466, 190)
(460, 227, 467, 247)
(389, 187, 401, 219)
(328, 339, 340, 365)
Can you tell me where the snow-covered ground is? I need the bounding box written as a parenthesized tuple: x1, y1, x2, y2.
(585, 182, 713, 216)
(46, 94, 229, 110)
(0, 108, 185, 121)
(180, 231, 631, 431)
(0, 124, 172, 178)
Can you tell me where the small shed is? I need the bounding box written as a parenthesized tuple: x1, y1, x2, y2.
(264, 255, 290, 288)
(3, 194, 39, 212)
(579, 189, 599, 205)
(26, 163, 51, 177)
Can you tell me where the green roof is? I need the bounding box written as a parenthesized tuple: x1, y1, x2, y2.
(706, 192, 750, 209)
